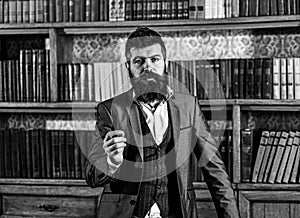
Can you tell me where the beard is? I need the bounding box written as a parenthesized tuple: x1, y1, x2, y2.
(130, 70, 169, 103)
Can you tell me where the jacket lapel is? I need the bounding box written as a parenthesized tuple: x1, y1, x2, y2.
(125, 103, 144, 161)
(168, 97, 180, 152)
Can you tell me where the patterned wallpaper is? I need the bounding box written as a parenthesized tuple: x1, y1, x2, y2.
(71, 28, 300, 63)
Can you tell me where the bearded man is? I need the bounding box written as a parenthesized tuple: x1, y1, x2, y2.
(85, 26, 240, 218)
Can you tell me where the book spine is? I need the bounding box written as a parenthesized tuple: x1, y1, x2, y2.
(259, 0, 269, 15)
(49, 0, 55, 22)
(249, 0, 259, 16)
(36, 0, 44, 22)
(245, 59, 254, 99)
(226, 0, 232, 18)
(66, 130, 75, 178)
(74, 131, 81, 178)
(189, 0, 197, 19)
(45, 49, 50, 102)
(7, 61, 12, 102)
(295, 58, 300, 99)
(204, 0, 212, 19)
(29, 0, 35, 22)
(74, 0, 80, 21)
(231, 0, 239, 17)
(0, 0, 3, 23)
(136, 0, 142, 20)
(4, 130, 12, 177)
(280, 58, 287, 99)
(156, 0, 162, 20)
(73, 64, 80, 101)
(273, 58, 281, 100)
(239, 0, 248, 16)
(257, 131, 275, 183)
(287, 57, 294, 99)
(56, 0, 63, 21)
(291, 0, 296, 14)
(45, 130, 52, 178)
(109, 0, 117, 21)
(171, 0, 177, 19)
(270, 0, 278, 15)
(211, 0, 218, 19)
(0, 61, 3, 101)
(11, 129, 20, 177)
(276, 131, 295, 183)
(44, 0, 49, 22)
(125, 0, 132, 20)
(218, 0, 225, 18)
(9, 0, 17, 23)
(52, 130, 60, 178)
(59, 130, 67, 178)
(278, 0, 284, 15)
(285, 0, 291, 15)
(64, 64, 70, 101)
(239, 59, 245, 99)
(290, 131, 300, 183)
(3, 0, 9, 23)
(19, 130, 27, 178)
(11, 60, 16, 102)
(63, 0, 69, 22)
(241, 129, 253, 182)
(268, 131, 289, 183)
(39, 129, 45, 178)
(68, 64, 74, 101)
(69, 0, 74, 21)
(85, 0, 91, 21)
(262, 59, 272, 99)
(283, 131, 299, 183)
(31, 130, 40, 178)
(263, 131, 281, 182)
(251, 131, 269, 183)
(151, 0, 158, 20)
(32, 49, 37, 102)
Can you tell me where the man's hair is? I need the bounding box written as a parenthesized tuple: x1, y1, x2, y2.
(125, 26, 167, 62)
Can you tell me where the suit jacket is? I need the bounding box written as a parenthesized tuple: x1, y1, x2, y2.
(85, 89, 240, 218)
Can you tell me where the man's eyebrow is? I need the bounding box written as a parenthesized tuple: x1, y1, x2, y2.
(133, 54, 162, 59)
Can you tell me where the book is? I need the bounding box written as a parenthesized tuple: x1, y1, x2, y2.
(189, 0, 197, 19)
(85, 0, 91, 21)
(196, 0, 204, 19)
(182, 0, 189, 19)
(125, 0, 132, 20)
(11, 129, 20, 177)
(25, 130, 32, 178)
(44, 0, 49, 22)
(118, 0, 125, 20)
(62, 0, 69, 22)
(232, 59, 239, 99)
(36, 0, 44, 22)
(218, 0, 225, 18)
(263, 131, 281, 183)
(4, 129, 12, 177)
(52, 130, 60, 178)
(287, 57, 294, 99)
(231, 0, 239, 17)
(0, 0, 3, 23)
(0, 130, 4, 177)
(295, 58, 300, 99)
(3, 0, 9, 23)
(291, 131, 300, 183)
(278, 0, 284, 15)
(251, 131, 269, 183)
(109, 0, 117, 21)
(204, 0, 212, 19)
(212, 0, 218, 19)
(241, 129, 253, 182)
(283, 131, 299, 183)
(225, 0, 232, 18)
(39, 129, 46, 178)
(29, 0, 36, 22)
(66, 130, 75, 178)
(270, 0, 278, 15)
(273, 58, 281, 100)
(69, 0, 74, 21)
(245, 59, 254, 99)
(249, 0, 259, 16)
(285, 0, 291, 15)
(31, 130, 40, 178)
(74, 130, 82, 178)
(262, 59, 272, 99)
(239, 59, 245, 99)
(74, 0, 80, 21)
(268, 131, 289, 183)
(254, 59, 263, 99)
(8, 0, 17, 23)
(59, 130, 67, 178)
(257, 131, 275, 183)
(239, 0, 248, 16)
(259, 0, 269, 15)
(19, 130, 27, 178)
(276, 131, 295, 183)
(44, 130, 52, 178)
(280, 58, 287, 99)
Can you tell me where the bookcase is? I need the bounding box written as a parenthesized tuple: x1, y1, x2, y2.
(0, 1, 299, 218)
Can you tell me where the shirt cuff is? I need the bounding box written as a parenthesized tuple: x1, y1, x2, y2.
(107, 156, 122, 174)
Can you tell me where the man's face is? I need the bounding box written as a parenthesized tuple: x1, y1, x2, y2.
(127, 43, 168, 103)
(128, 43, 165, 78)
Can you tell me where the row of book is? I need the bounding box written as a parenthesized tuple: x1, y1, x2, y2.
(1, 0, 299, 24)
(0, 49, 51, 102)
(191, 130, 233, 182)
(0, 0, 111, 23)
(3, 57, 300, 102)
(0, 129, 92, 179)
(241, 129, 300, 183)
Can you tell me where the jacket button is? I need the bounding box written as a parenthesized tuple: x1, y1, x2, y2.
(130, 200, 136, 205)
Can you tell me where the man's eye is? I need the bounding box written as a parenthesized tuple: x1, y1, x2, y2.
(134, 59, 142, 65)
(151, 57, 159, 63)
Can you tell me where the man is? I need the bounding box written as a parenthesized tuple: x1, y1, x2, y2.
(85, 26, 240, 218)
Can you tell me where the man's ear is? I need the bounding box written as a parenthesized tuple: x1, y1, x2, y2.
(125, 62, 129, 70)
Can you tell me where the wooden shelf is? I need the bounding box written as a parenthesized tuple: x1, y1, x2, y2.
(0, 178, 87, 186)
(0, 15, 298, 35)
(0, 102, 97, 113)
(237, 183, 300, 191)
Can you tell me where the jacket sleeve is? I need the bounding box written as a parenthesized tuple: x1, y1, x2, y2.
(192, 97, 240, 218)
(85, 102, 119, 187)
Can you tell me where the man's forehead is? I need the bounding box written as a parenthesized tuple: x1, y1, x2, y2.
(129, 43, 163, 58)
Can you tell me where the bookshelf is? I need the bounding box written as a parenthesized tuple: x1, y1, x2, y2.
(0, 1, 299, 217)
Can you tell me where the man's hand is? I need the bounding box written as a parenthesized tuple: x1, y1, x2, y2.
(103, 130, 127, 166)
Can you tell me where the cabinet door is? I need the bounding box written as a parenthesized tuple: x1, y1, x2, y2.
(239, 191, 300, 218)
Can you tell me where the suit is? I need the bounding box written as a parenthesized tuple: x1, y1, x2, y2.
(85, 89, 240, 218)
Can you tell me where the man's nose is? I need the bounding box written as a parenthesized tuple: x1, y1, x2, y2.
(142, 58, 152, 69)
